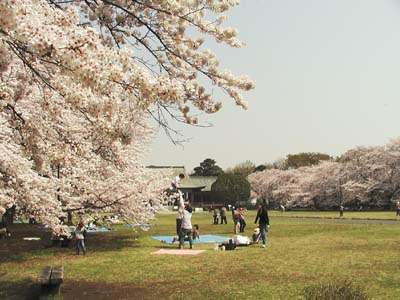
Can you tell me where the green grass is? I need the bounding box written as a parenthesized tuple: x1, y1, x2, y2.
(1, 211, 400, 300)
(269, 210, 400, 220)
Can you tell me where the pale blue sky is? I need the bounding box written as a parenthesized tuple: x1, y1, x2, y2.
(145, 0, 400, 171)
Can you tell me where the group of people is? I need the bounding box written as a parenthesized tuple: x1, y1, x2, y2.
(172, 173, 200, 249)
(170, 173, 270, 249)
(51, 216, 87, 255)
(212, 207, 227, 225)
(232, 206, 247, 234)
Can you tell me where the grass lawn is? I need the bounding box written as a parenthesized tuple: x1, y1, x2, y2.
(269, 210, 400, 220)
(1, 211, 399, 300)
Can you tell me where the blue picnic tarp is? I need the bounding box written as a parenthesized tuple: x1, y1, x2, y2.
(86, 227, 116, 233)
(124, 224, 154, 227)
(151, 234, 229, 244)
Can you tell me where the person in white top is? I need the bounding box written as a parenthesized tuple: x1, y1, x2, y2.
(176, 193, 185, 236)
(172, 174, 185, 235)
(171, 173, 185, 193)
(179, 201, 193, 249)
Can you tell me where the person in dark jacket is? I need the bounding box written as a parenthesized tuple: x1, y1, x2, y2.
(254, 201, 270, 248)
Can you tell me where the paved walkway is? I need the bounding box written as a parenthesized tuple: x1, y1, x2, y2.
(272, 216, 400, 225)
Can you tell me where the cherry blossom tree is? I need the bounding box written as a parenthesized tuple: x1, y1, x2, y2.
(0, 0, 254, 225)
(339, 140, 400, 208)
(249, 139, 400, 210)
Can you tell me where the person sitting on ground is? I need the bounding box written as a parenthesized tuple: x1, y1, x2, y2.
(179, 201, 193, 249)
(58, 215, 66, 225)
(51, 226, 60, 245)
(51, 224, 72, 246)
(28, 214, 37, 224)
(0, 220, 10, 239)
(59, 225, 72, 247)
(252, 227, 261, 244)
(193, 224, 200, 240)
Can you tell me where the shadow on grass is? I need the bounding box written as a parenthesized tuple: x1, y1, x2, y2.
(0, 224, 141, 263)
(0, 279, 41, 300)
(61, 280, 170, 300)
(0, 278, 175, 300)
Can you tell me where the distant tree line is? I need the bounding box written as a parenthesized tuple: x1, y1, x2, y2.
(249, 140, 400, 210)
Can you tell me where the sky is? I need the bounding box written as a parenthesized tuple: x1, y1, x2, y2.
(145, 0, 400, 172)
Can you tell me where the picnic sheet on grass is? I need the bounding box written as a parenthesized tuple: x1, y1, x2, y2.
(23, 237, 41, 241)
(151, 249, 206, 255)
(124, 224, 154, 227)
(151, 234, 229, 244)
(86, 227, 116, 233)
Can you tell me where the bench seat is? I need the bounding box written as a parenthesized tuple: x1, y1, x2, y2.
(38, 266, 52, 285)
(38, 266, 64, 286)
(50, 266, 64, 285)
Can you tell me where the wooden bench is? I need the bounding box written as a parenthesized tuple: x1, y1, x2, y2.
(38, 266, 64, 300)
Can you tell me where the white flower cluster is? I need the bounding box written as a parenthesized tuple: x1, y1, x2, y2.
(0, 0, 253, 225)
(75, 0, 255, 122)
(0, 0, 168, 225)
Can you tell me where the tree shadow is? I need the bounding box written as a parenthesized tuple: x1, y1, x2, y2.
(0, 279, 41, 300)
(0, 277, 175, 300)
(0, 224, 140, 264)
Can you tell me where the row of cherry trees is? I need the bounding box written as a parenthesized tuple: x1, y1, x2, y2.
(0, 0, 254, 225)
(249, 139, 400, 209)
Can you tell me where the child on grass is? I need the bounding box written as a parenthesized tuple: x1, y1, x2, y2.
(193, 224, 200, 240)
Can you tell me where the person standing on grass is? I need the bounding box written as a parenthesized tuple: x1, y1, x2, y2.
(239, 207, 247, 233)
(176, 192, 185, 236)
(179, 201, 193, 249)
(75, 222, 87, 255)
(254, 201, 270, 248)
(171, 173, 185, 236)
(396, 201, 400, 216)
(213, 207, 220, 224)
(339, 204, 344, 217)
(232, 206, 240, 234)
(220, 206, 227, 224)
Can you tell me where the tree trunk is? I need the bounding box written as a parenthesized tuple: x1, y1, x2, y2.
(4, 205, 16, 225)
